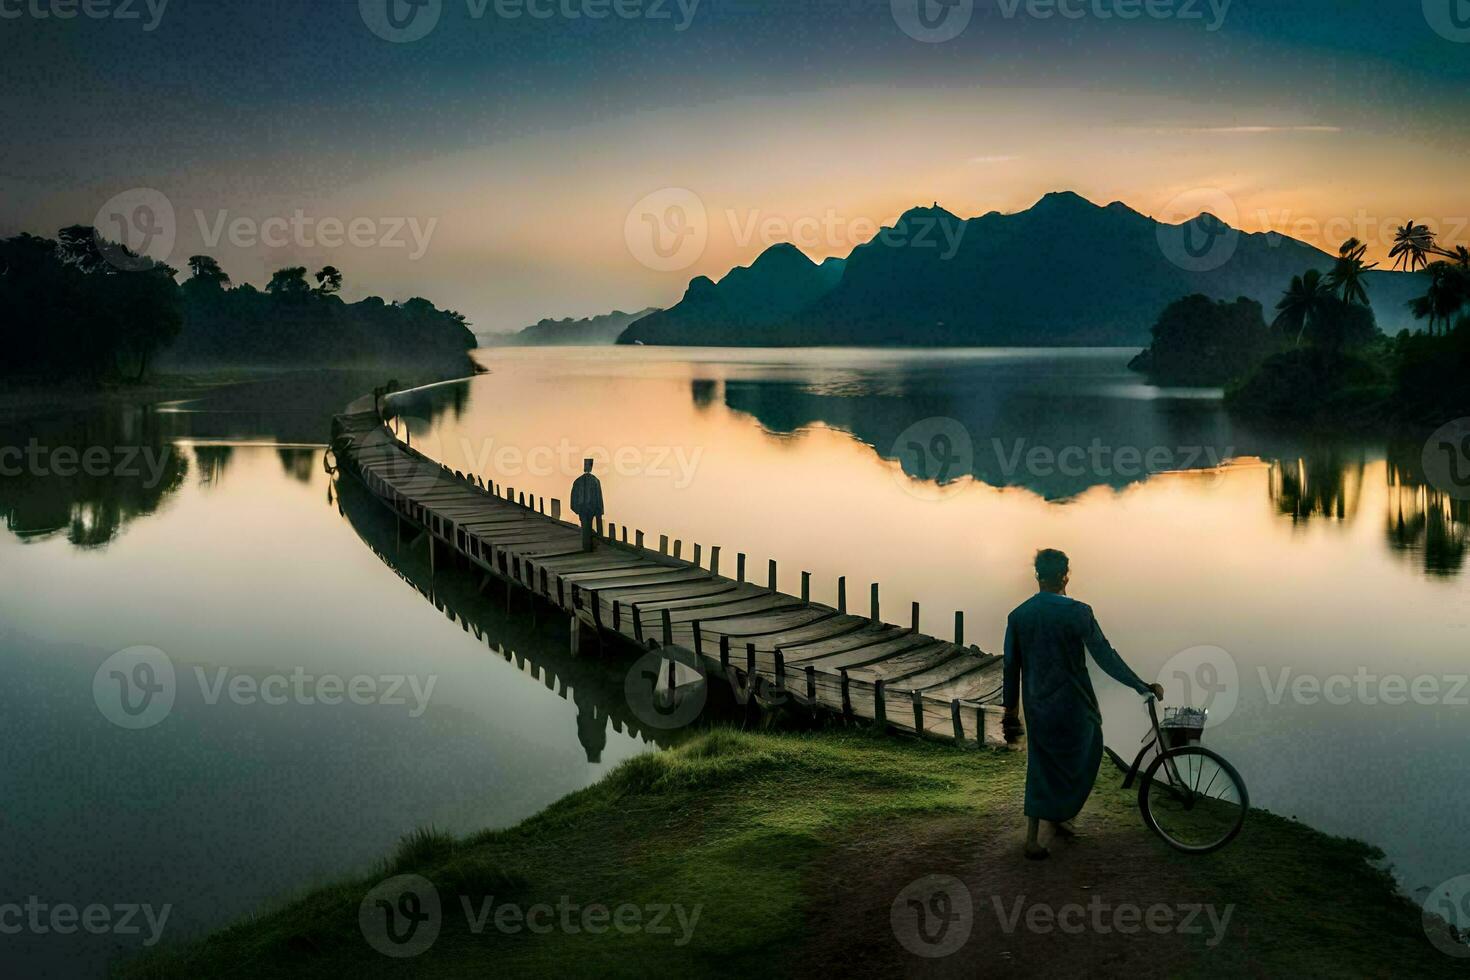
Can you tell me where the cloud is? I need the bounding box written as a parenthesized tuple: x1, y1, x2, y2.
(1141, 125, 1343, 135)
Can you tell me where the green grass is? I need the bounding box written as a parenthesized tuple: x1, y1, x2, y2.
(117, 727, 1464, 978)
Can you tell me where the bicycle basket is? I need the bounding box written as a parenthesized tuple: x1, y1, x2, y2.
(1159, 706, 1208, 749)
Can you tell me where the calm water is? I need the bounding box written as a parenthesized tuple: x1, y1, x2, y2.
(2, 350, 1466, 974)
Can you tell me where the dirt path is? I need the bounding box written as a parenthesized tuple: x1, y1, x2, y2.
(795, 798, 1245, 978)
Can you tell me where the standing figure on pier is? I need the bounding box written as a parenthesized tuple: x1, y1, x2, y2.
(571, 458, 604, 552)
(1002, 548, 1163, 860)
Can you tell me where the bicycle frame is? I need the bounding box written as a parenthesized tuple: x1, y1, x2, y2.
(1120, 696, 1178, 791)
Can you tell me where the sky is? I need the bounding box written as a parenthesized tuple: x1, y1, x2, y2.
(2, 0, 1468, 332)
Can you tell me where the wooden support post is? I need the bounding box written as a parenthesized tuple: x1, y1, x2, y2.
(774, 649, 786, 692)
(874, 679, 886, 727)
(667, 656, 676, 693)
(951, 700, 964, 742)
(768, 559, 777, 592)
(519, 492, 526, 507)
(737, 553, 746, 583)
(840, 670, 852, 715)
(719, 635, 730, 670)
(838, 576, 847, 614)
(710, 546, 721, 576)
(692, 621, 703, 656)
(551, 499, 561, 520)
(805, 664, 816, 705)
(589, 590, 603, 629)
(955, 611, 965, 648)
(538, 496, 545, 514)
(801, 571, 811, 604)
(693, 543, 702, 567)
(871, 583, 880, 623)
(632, 604, 644, 643)
(429, 534, 436, 577)
(636, 530, 645, 549)
(674, 539, 682, 560)
(609, 522, 617, 542)
(612, 602, 622, 632)
(621, 527, 628, 544)
(911, 601, 920, 634)
(912, 689, 924, 733)
(570, 615, 581, 656)
(663, 609, 674, 647)
(556, 576, 565, 608)
(659, 534, 669, 555)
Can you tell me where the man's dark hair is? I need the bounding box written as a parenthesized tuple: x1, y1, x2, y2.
(1035, 549, 1070, 586)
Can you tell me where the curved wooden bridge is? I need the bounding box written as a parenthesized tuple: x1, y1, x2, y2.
(330, 393, 1006, 746)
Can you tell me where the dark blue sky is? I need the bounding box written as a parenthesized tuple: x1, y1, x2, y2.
(3, 0, 1467, 328)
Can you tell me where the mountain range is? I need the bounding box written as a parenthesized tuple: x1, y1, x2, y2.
(486, 308, 661, 346)
(616, 191, 1427, 347)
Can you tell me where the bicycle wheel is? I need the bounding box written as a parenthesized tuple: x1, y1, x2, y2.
(1138, 745, 1248, 854)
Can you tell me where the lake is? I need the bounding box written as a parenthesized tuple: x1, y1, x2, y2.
(2, 349, 1466, 975)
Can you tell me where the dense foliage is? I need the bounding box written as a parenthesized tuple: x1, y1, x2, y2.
(1127, 295, 1276, 385)
(1, 228, 476, 383)
(0, 227, 182, 381)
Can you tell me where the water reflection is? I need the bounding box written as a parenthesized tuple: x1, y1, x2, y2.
(1, 369, 466, 549)
(333, 472, 681, 763)
(708, 352, 1246, 499)
(1267, 451, 1366, 524)
(0, 407, 188, 548)
(1385, 447, 1469, 578)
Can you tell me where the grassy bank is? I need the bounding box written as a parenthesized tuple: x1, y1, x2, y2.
(119, 728, 1460, 978)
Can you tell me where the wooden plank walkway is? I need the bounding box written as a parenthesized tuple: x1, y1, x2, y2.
(330, 398, 1006, 746)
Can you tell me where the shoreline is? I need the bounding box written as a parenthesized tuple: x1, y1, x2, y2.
(117, 727, 1465, 977)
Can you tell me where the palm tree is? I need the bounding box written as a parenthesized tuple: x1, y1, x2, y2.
(1274, 269, 1334, 346)
(1390, 220, 1439, 272)
(1327, 238, 1377, 306)
(1410, 262, 1470, 336)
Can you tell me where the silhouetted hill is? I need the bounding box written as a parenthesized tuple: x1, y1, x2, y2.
(493, 307, 660, 346)
(617, 192, 1427, 347)
(618, 243, 846, 345)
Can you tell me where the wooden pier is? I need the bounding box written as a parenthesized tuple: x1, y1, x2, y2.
(330, 395, 1006, 746)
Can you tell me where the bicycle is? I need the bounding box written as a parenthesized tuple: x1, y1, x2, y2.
(1119, 696, 1248, 854)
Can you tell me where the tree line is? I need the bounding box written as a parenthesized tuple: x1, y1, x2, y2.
(1, 227, 476, 383)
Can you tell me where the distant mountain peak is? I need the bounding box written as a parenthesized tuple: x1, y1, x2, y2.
(1032, 189, 1101, 212)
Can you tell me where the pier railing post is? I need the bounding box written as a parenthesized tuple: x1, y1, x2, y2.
(955, 611, 964, 648)
(911, 601, 920, 634)
(801, 571, 811, 604)
(710, 547, 721, 576)
(870, 583, 880, 624)
(737, 553, 746, 584)
(838, 576, 847, 614)
(768, 560, 777, 592)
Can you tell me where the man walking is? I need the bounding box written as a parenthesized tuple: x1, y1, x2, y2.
(1002, 549, 1163, 860)
(570, 458, 604, 552)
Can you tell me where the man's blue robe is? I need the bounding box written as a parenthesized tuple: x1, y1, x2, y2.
(1003, 592, 1152, 822)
